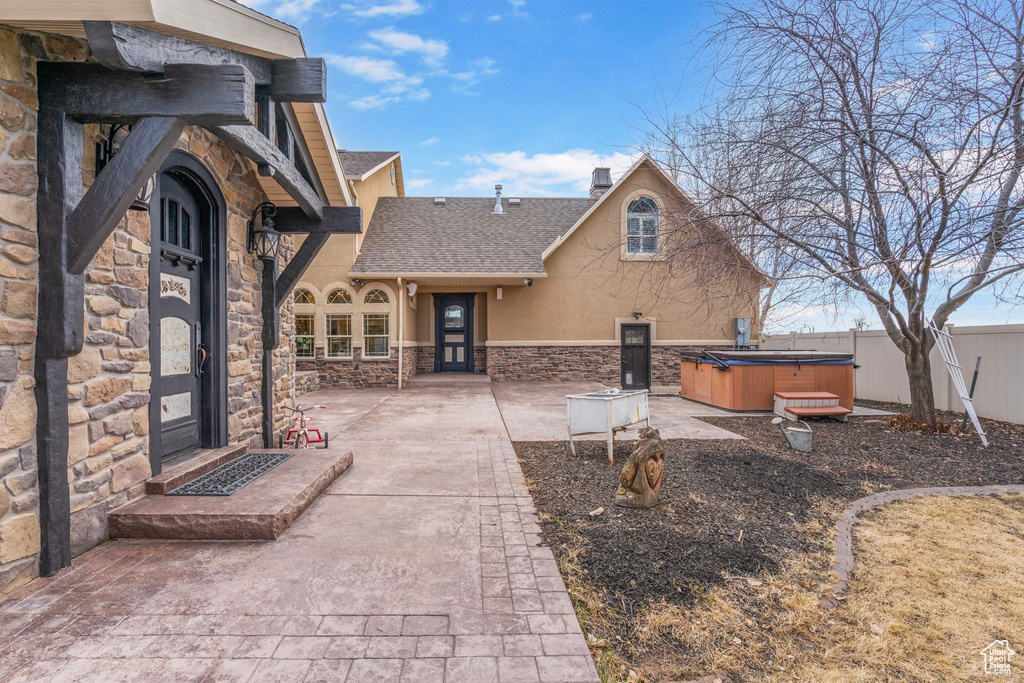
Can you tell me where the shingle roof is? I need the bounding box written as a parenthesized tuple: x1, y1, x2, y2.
(338, 150, 399, 178)
(351, 196, 596, 274)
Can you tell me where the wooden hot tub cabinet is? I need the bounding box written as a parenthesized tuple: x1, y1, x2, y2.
(680, 350, 854, 412)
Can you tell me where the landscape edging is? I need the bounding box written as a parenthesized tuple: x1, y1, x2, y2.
(832, 484, 1024, 598)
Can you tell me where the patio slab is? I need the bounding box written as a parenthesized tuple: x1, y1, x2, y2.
(492, 381, 745, 442)
(0, 384, 599, 682)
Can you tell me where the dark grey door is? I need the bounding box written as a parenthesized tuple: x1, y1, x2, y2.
(434, 293, 474, 372)
(621, 324, 651, 390)
(156, 173, 207, 457)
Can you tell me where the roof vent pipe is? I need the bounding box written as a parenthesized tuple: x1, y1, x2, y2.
(493, 184, 503, 214)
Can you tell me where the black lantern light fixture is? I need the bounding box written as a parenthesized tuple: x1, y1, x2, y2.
(96, 124, 153, 212)
(247, 201, 281, 260)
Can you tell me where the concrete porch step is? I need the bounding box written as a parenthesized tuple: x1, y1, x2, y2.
(146, 444, 247, 495)
(109, 449, 353, 540)
(405, 372, 492, 388)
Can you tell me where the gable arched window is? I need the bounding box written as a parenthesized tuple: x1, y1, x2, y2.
(327, 289, 352, 304)
(293, 289, 315, 304)
(364, 289, 389, 304)
(626, 196, 659, 254)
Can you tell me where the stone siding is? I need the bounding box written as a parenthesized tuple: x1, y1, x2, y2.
(0, 25, 300, 594)
(487, 345, 692, 386)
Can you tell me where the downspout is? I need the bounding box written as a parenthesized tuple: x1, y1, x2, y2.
(397, 276, 404, 389)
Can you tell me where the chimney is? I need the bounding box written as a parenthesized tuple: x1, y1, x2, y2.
(492, 184, 504, 214)
(590, 167, 612, 198)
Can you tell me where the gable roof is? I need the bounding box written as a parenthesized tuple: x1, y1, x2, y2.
(351, 196, 595, 276)
(338, 150, 401, 179)
(541, 155, 672, 260)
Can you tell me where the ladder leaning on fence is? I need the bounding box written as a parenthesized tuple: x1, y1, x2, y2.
(928, 320, 988, 446)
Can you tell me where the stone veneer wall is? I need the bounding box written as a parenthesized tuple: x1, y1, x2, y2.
(0, 26, 298, 594)
(296, 346, 421, 388)
(486, 345, 693, 386)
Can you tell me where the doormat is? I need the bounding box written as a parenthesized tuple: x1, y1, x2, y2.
(167, 452, 294, 496)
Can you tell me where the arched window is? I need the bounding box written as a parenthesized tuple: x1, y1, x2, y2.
(293, 289, 315, 304)
(364, 289, 389, 304)
(327, 289, 352, 304)
(626, 196, 659, 254)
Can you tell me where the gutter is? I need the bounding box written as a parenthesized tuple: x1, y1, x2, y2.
(397, 276, 404, 390)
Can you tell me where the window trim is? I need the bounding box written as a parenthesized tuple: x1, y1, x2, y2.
(325, 313, 353, 359)
(326, 288, 352, 305)
(294, 312, 316, 358)
(293, 288, 316, 305)
(363, 288, 390, 304)
(620, 194, 665, 261)
(362, 312, 390, 359)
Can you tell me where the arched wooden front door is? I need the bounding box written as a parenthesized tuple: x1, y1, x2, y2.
(150, 152, 228, 466)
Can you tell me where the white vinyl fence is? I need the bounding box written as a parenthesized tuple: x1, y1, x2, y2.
(761, 324, 1024, 424)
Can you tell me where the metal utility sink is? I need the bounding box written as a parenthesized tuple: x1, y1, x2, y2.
(566, 389, 650, 463)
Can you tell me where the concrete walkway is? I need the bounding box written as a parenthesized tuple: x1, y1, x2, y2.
(0, 385, 600, 683)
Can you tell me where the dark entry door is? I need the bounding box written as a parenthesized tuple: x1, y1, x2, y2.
(157, 172, 207, 457)
(621, 324, 651, 390)
(434, 293, 475, 372)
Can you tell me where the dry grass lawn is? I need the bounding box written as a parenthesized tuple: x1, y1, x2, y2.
(561, 494, 1024, 682)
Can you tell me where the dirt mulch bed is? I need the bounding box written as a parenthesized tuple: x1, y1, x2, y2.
(515, 404, 1024, 681)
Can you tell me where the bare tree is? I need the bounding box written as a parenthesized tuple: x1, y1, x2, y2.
(642, 0, 1024, 425)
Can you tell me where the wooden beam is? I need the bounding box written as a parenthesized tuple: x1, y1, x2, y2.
(66, 117, 187, 274)
(84, 22, 327, 102)
(34, 106, 83, 577)
(273, 206, 362, 234)
(269, 59, 327, 103)
(38, 62, 254, 126)
(212, 124, 324, 220)
(275, 233, 331, 308)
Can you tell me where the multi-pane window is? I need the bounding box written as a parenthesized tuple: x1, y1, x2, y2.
(626, 196, 659, 254)
(161, 198, 193, 251)
(293, 289, 315, 304)
(363, 314, 390, 357)
(295, 314, 315, 357)
(327, 289, 352, 304)
(364, 289, 389, 304)
(326, 314, 352, 358)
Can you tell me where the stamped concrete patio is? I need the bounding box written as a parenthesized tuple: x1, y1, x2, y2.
(0, 381, 608, 683)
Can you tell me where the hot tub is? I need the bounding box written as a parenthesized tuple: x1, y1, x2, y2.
(680, 349, 855, 412)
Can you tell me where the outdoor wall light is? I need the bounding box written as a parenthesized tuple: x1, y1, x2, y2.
(247, 201, 281, 260)
(407, 282, 418, 298)
(95, 124, 153, 212)
(350, 278, 364, 288)
(632, 311, 643, 319)
(523, 278, 534, 287)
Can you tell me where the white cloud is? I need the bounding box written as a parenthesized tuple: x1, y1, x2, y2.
(238, 0, 326, 21)
(508, 0, 528, 17)
(407, 178, 434, 189)
(487, 14, 502, 21)
(326, 54, 430, 108)
(326, 55, 418, 85)
(577, 12, 593, 22)
(420, 137, 441, 147)
(456, 149, 637, 196)
(341, 0, 424, 17)
(368, 28, 448, 66)
(432, 160, 452, 166)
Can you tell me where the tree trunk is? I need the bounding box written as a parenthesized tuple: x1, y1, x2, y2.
(905, 347, 938, 426)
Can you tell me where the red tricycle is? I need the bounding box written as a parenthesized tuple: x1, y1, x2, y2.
(279, 404, 329, 449)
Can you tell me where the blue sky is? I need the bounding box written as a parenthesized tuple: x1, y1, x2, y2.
(243, 0, 709, 196)
(242, 0, 1021, 331)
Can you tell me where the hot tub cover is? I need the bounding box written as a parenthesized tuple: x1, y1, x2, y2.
(680, 348, 855, 365)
